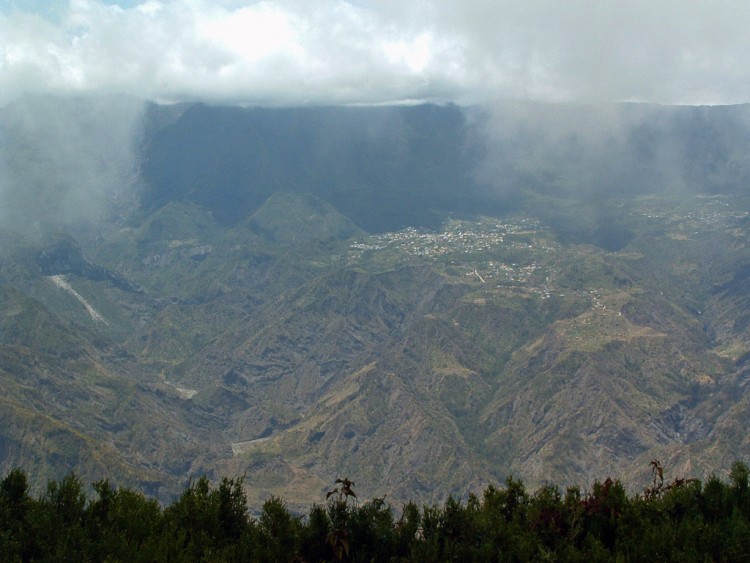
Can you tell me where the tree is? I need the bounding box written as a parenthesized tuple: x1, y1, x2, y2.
(86, 479, 163, 562)
(0, 468, 33, 561)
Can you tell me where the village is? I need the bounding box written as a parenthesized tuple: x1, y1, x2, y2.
(348, 216, 556, 292)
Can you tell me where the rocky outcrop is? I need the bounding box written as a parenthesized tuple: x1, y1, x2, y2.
(38, 237, 140, 292)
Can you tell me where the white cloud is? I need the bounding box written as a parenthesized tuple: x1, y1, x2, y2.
(2, 0, 750, 106)
(0, 94, 145, 236)
(199, 4, 297, 63)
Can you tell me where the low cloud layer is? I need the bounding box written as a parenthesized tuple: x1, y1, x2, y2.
(2, 0, 750, 107)
(0, 95, 144, 236)
(2, 1, 750, 237)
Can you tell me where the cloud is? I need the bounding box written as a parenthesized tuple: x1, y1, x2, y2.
(2, 0, 750, 107)
(0, 94, 145, 237)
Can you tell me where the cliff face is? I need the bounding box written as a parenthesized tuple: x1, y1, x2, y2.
(37, 237, 139, 292)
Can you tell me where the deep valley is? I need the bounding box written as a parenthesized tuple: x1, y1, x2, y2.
(2, 99, 750, 508)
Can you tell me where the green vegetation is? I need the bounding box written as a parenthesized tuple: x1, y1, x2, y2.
(4, 190, 750, 508)
(3, 464, 750, 561)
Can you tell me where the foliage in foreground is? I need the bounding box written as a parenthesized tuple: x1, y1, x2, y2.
(2, 462, 750, 561)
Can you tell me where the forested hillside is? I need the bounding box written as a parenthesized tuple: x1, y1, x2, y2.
(2, 462, 750, 561)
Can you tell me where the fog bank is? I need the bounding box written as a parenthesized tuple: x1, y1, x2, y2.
(0, 95, 145, 238)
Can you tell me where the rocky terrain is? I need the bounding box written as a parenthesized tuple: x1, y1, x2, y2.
(2, 99, 750, 507)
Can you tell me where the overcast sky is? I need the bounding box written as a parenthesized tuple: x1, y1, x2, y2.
(2, 0, 750, 107)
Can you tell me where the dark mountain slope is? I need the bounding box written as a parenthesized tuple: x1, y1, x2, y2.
(142, 104, 484, 231)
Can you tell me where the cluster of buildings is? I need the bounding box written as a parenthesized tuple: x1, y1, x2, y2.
(350, 217, 555, 291)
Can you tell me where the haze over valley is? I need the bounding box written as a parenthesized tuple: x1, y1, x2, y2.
(1, 97, 750, 506)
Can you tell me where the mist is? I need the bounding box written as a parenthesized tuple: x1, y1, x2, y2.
(0, 94, 146, 238)
(464, 101, 750, 249)
(3, 92, 750, 252)
(472, 101, 750, 197)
